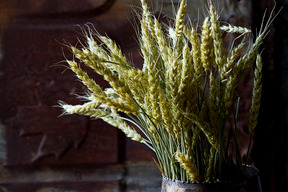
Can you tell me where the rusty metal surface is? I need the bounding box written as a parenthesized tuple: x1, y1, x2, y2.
(161, 166, 260, 192)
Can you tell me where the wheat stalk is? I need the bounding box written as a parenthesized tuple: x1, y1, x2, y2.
(59, 0, 276, 183)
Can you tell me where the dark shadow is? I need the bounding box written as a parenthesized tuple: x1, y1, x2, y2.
(251, 1, 288, 192)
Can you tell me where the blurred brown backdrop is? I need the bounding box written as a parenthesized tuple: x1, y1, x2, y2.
(0, 0, 287, 192)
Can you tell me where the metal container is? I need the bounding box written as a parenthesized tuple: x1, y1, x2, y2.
(161, 166, 262, 192)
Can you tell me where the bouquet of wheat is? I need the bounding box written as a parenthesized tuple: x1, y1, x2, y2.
(60, 0, 276, 182)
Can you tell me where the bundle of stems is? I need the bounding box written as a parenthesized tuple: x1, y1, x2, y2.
(60, 0, 275, 182)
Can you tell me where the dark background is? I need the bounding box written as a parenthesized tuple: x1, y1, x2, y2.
(0, 0, 287, 191)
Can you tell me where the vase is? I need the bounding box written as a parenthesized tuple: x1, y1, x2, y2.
(161, 165, 261, 192)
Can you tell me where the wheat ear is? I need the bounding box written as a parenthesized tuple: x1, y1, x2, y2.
(127, 69, 148, 107)
(165, 59, 182, 139)
(154, 18, 172, 68)
(210, 3, 225, 68)
(249, 54, 262, 134)
(97, 35, 129, 67)
(68, 60, 137, 114)
(147, 63, 162, 123)
(159, 97, 174, 137)
(140, 0, 155, 36)
(189, 113, 219, 149)
(172, 0, 186, 58)
(179, 44, 193, 105)
(72, 47, 139, 112)
(205, 147, 216, 182)
(175, 0, 186, 37)
(103, 112, 145, 143)
(184, 26, 203, 86)
(175, 151, 200, 181)
(220, 24, 251, 34)
(221, 43, 245, 82)
(66, 60, 105, 97)
(201, 17, 213, 73)
(86, 37, 110, 61)
(60, 101, 106, 118)
(223, 76, 236, 114)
